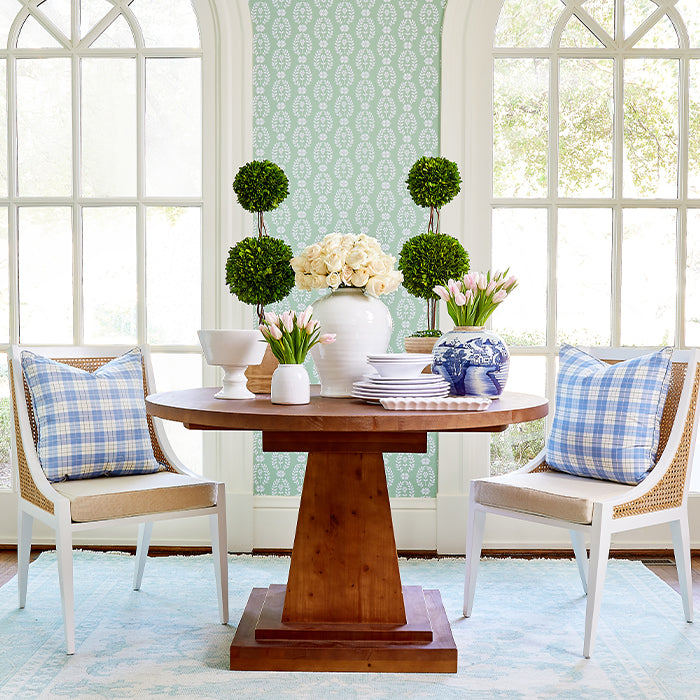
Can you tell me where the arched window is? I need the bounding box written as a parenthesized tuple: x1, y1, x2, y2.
(0, 0, 211, 487)
(481, 0, 700, 477)
(438, 0, 700, 500)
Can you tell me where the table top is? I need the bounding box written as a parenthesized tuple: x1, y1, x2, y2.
(146, 386, 548, 434)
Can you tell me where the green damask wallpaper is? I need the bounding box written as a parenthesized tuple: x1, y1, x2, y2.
(250, 0, 446, 498)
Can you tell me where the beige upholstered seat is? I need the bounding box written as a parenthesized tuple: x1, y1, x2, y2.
(52, 471, 218, 523)
(464, 348, 700, 658)
(8, 345, 229, 655)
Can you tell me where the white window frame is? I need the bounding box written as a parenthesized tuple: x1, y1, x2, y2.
(438, 0, 700, 552)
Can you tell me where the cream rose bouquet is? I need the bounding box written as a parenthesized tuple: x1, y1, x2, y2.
(291, 233, 403, 297)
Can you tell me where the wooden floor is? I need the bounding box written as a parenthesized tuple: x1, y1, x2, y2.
(1, 548, 699, 606)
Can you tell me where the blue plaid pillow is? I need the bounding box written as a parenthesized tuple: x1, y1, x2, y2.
(21, 349, 161, 482)
(546, 345, 673, 485)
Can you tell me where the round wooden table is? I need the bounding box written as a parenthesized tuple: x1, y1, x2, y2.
(146, 387, 548, 673)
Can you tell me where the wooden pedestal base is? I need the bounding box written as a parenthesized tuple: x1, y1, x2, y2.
(230, 586, 458, 673)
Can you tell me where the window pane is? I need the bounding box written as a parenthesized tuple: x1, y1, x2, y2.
(81, 59, 136, 197)
(83, 207, 137, 344)
(493, 58, 548, 198)
(494, 0, 562, 47)
(688, 60, 700, 197)
(624, 59, 678, 199)
(150, 353, 202, 474)
(145, 59, 202, 197)
(0, 60, 6, 197)
(16, 15, 62, 48)
(0, 208, 7, 342)
(492, 208, 548, 345)
(582, 0, 615, 41)
(0, 4, 16, 48)
(90, 15, 135, 48)
(686, 210, 700, 346)
(80, 0, 114, 38)
(675, 1, 700, 48)
(559, 59, 613, 198)
(36, 0, 72, 41)
(0, 352, 10, 490)
(131, 0, 200, 48)
(18, 207, 72, 343)
(17, 59, 72, 197)
(634, 14, 680, 49)
(146, 207, 201, 345)
(490, 356, 546, 476)
(624, 0, 658, 39)
(621, 209, 676, 346)
(560, 14, 604, 48)
(557, 209, 612, 346)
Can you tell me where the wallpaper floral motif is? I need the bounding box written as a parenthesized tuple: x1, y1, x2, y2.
(250, 0, 446, 497)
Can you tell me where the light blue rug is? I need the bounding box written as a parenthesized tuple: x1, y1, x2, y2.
(0, 552, 698, 699)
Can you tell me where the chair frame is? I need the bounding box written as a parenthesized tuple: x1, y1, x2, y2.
(464, 347, 700, 658)
(8, 344, 229, 654)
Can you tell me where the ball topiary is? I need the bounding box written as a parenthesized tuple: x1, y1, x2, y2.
(233, 160, 289, 214)
(225, 236, 295, 320)
(406, 156, 461, 212)
(399, 232, 470, 331)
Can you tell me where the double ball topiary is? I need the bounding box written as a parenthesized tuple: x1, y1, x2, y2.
(406, 156, 461, 211)
(233, 160, 289, 214)
(226, 235, 295, 308)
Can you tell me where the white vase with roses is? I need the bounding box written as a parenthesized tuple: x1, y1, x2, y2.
(291, 233, 403, 397)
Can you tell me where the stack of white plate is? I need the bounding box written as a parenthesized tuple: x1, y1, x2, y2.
(351, 375, 450, 403)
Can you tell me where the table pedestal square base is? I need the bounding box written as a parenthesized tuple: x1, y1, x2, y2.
(229, 586, 458, 673)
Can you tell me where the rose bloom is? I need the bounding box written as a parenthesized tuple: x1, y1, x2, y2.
(311, 257, 328, 275)
(310, 272, 327, 288)
(351, 268, 370, 287)
(295, 272, 313, 291)
(345, 248, 368, 269)
(326, 271, 342, 289)
(324, 252, 344, 273)
(340, 234, 356, 250)
(367, 256, 389, 276)
(365, 275, 388, 297)
(290, 255, 309, 274)
(341, 264, 354, 285)
(305, 243, 322, 261)
(322, 233, 343, 251)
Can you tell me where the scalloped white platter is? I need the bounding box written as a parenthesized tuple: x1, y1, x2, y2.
(379, 396, 492, 411)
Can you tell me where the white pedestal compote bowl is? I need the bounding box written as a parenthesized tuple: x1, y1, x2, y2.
(198, 329, 267, 399)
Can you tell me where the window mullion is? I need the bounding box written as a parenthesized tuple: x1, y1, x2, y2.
(611, 52, 624, 347)
(136, 50, 146, 345)
(548, 54, 559, 353)
(7, 51, 18, 344)
(677, 53, 690, 347)
(72, 47, 82, 345)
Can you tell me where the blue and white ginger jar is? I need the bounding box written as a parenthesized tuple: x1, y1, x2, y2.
(432, 326, 510, 398)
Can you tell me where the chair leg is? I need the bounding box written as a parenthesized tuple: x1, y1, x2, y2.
(17, 509, 33, 609)
(209, 503, 229, 625)
(463, 503, 486, 617)
(670, 517, 693, 623)
(133, 521, 153, 591)
(583, 514, 611, 659)
(55, 524, 75, 655)
(569, 529, 588, 594)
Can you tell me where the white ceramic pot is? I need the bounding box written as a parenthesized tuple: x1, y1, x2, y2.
(197, 329, 267, 399)
(310, 287, 393, 397)
(271, 364, 310, 405)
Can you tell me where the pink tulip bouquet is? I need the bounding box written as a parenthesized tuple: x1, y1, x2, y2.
(259, 307, 336, 364)
(433, 270, 518, 327)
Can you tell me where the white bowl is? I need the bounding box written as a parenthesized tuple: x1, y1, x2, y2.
(198, 329, 267, 399)
(367, 355, 433, 378)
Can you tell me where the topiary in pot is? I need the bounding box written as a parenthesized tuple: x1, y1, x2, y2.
(402, 156, 468, 334)
(227, 160, 293, 324)
(399, 232, 470, 333)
